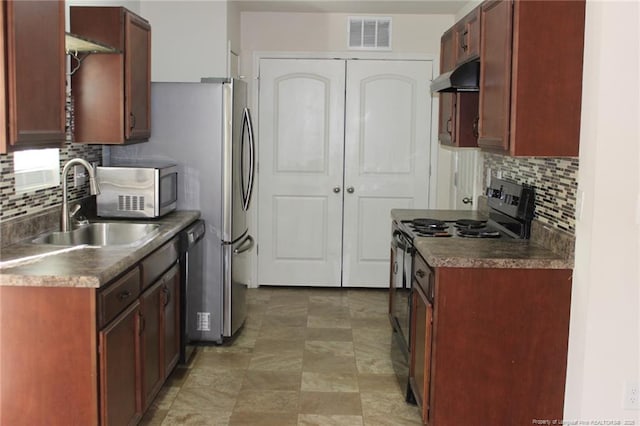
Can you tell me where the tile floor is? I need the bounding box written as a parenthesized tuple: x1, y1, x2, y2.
(140, 286, 423, 425)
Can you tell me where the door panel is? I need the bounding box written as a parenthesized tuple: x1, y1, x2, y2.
(343, 60, 432, 287)
(258, 58, 432, 288)
(258, 59, 345, 286)
(452, 149, 479, 210)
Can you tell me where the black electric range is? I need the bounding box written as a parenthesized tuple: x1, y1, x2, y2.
(389, 177, 535, 403)
(398, 177, 535, 242)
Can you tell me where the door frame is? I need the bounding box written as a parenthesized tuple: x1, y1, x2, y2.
(248, 51, 440, 289)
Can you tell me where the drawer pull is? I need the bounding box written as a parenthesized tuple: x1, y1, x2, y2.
(117, 290, 132, 301)
(162, 285, 171, 307)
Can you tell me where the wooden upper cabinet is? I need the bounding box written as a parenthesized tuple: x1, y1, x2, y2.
(438, 29, 456, 146)
(455, 6, 481, 65)
(478, 0, 585, 156)
(125, 12, 151, 141)
(71, 6, 151, 144)
(438, 26, 479, 149)
(1, 0, 66, 154)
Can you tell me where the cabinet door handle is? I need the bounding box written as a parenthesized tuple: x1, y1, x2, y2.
(461, 30, 469, 51)
(446, 117, 452, 135)
(162, 285, 171, 307)
(117, 290, 131, 301)
(472, 117, 479, 138)
(416, 269, 426, 278)
(138, 312, 145, 336)
(129, 113, 136, 130)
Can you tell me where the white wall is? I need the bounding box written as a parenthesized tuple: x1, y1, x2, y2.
(140, 1, 228, 81)
(240, 11, 453, 78)
(565, 0, 640, 423)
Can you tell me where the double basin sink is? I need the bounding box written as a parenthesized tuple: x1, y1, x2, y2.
(32, 222, 160, 247)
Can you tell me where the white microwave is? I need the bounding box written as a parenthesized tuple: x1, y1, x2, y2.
(96, 162, 178, 218)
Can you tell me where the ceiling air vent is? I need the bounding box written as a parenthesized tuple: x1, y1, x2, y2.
(348, 17, 392, 50)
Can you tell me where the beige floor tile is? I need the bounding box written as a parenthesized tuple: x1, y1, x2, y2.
(307, 304, 351, 318)
(228, 412, 298, 426)
(355, 352, 396, 374)
(144, 288, 422, 425)
(301, 371, 359, 392)
(307, 315, 352, 329)
(309, 291, 349, 307)
(241, 370, 302, 391)
(233, 390, 299, 413)
(182, 369, 245, 394)
(299, 391, 362, 416)
(253, 338, 305, 354)
(302, 351, 358, 374)
(139, 408, 169, 425)
(298, 414, 364, 426)
(350, 316, 392, 329)
(357, 373, 402, 394)
(194, 351, 253, 371)
(262, 314, 308, 327)
(257, 325, 307, 341)
(305, 328, 354, 342)
(305, 340, 355, 357)
(149, 384, 181, 410)
(248, 350, 304, 372)
(360, 392, 422, 424)
(161, 409, 231, 426)
(170, 386, 237, 413)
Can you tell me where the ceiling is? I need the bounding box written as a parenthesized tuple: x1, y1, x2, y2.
(233, 0, 468, 15)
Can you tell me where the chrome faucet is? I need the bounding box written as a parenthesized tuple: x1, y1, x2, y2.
(61, 158, 100, 232)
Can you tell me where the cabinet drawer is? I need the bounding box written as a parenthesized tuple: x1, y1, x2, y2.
(98, 267, 141, 328)
(413, 254, 434, 300)
(141, 238, 179, 290)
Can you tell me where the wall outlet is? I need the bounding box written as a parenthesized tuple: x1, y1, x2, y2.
(624, 381, 640, 410)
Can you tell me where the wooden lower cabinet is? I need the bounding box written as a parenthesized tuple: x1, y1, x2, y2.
(409, 256, 573, 425)
(141, 280, 164, 410)
(140, 263, 180, 410)
(410, 281, 433, 424)
(99, 301, 142, 426)
(0, 238, 181, 425)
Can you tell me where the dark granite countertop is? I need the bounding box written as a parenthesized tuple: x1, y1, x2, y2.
(0, 211, 200, 288)
(392, 209, 573, 269)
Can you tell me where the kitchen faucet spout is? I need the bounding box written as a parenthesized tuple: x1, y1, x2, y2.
(61, 158, 100, 232)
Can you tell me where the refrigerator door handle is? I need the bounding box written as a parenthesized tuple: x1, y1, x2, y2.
(233, 235, 254, 254)
(241, 107, 256, 211)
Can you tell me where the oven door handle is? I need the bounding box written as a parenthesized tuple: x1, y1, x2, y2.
(392, 230, 410, 250)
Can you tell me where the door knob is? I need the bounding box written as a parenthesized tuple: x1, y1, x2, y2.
(333, 187, 341, 193)
(462, 197, 473, 205)
(346, 186, 355, 194)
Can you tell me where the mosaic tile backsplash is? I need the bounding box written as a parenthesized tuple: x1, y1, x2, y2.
(0, 143, 102, 223)
(483, 153, 578, 234)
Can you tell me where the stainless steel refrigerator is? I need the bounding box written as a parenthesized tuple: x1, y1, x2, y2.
(107, 79, 256, 343)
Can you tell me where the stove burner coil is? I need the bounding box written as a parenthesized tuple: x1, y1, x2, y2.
(454, 219, 487, 229)
(457, 228, 501, 238)
(412, 218, 447, 230)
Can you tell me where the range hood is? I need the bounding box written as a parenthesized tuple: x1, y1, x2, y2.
(430, 61, 480, 93)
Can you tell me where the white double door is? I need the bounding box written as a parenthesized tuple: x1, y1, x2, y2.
(258, 58, 432, 287)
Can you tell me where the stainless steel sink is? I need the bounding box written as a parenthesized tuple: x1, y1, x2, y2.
(32, 222, 160, 247)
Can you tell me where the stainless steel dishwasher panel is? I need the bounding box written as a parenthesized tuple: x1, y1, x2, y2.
(181, 219, 205, 362)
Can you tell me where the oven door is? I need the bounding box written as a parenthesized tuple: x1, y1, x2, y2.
(389, 224, 416, 403)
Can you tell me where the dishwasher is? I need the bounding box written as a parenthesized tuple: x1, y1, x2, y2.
(179, 219, 205, 364)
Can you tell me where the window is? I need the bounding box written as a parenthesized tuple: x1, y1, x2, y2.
(13, 148, 60, 193)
